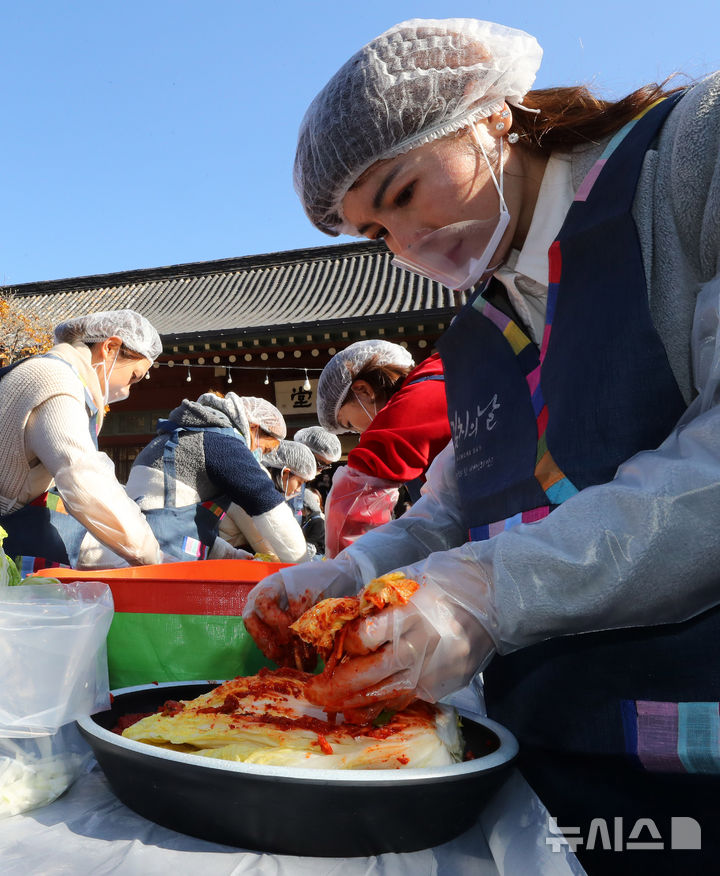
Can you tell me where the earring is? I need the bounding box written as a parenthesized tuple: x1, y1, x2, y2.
(495, 122, 505, 131)
(507, 132, 519, 144)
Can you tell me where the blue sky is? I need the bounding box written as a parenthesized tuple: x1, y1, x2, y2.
(1, 0, 718, 286)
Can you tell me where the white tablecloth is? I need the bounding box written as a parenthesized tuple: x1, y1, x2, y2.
(0, 761, 585, 876)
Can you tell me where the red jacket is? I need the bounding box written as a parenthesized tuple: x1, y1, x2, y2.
(324, 353, 450, 556)
(349, 352, 449, 482)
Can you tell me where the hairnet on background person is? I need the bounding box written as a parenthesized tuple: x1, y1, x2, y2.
(294, 18, 542, 236)
(238, 396, 287, 439)
(317, 340, 415, 433)
(263, 440, 318, 481)
(303, 489, 323, 514)
(53, 309, 163, 362)
(293, 426, 342, 462)
(191, 392, 286, 443)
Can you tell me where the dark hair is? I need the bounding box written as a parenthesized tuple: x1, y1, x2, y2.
(340, 354, 413, 408)
(511, 79, 686, 153)
(85, 341, 148, 361)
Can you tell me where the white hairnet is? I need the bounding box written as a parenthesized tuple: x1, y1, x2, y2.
(53, 309, 163, 361)
(317, 340, 414, 433)
(238, 396, 287, 439)
(263, 440, 317, 481)
(293, 426, 342, 462)
(294, 18, 542, 235)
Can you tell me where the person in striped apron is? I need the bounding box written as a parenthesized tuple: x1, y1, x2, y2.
(245, 17, 720, 873)
(0, 309, 162, 572)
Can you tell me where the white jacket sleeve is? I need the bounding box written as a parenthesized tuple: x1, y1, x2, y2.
(396, 273, 720, 665)
(25, 396, 161, 566)
(340, 440, 468, 583)
(219, 501, 312, 563)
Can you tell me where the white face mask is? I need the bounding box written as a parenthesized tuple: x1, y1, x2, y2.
(283, 469, 301, 501)
(391, 129, 510, 292)
(93, 348, 121, 405)
(352, 390, 377, 428)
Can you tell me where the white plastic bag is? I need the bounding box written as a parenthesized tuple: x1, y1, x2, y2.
(0, 724, 93, 818)
(0, 577, 114, 817)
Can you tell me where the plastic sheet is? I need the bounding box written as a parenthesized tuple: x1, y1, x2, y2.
(0, 762, 585, 875)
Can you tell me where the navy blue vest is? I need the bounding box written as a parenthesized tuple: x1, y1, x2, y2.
(437, 93, 720, 870)
(139, 420, 234, 561)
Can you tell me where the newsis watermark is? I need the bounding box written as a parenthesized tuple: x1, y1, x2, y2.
(546, 815, 701, 853)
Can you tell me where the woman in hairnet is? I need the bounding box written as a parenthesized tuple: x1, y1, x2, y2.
(285, 425, 341, 527)
(125, 393, 309, 563)
(263, 440, 318, 504)
(293, 426, 342, 473)
(315, 340, 449, 557)
(244, 17, 720, 873)
(258, 439, 319, 560)
(0, 309, 163, 570)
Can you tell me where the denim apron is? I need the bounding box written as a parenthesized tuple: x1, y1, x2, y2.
(0, 354, 100, 573)
(140, 420, 232, 561)
(437, 93, 719, 872)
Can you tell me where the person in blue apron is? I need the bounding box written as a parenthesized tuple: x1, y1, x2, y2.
(290, 426, 342, 527)
(314, 340, 449, 557)
(244, 18, 720, 873)
(0, 309, 162, 573)
(262, 439, 319, 554)
(125, 391, 297, 562)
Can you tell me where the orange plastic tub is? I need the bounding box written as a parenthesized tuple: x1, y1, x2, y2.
(34, 559, 291, 689)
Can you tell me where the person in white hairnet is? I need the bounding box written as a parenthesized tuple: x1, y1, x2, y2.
(293, 426, 341, 471)
(0, 309, 163, 570)
(284, 426, 341, 527)
(125, 392, 309, 564)
(244, 17, 720, 871)
(314, 340, 449, 557)
(263, 439, 318, 502)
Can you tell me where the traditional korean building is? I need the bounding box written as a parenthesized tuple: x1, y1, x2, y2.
(3, 240, 458, 480)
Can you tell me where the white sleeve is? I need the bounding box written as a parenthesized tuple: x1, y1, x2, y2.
(219, 501, 312, 563)
(402, 275, 720, 656)
(25, 395, 161, 566)
(342, 440, 468, 582)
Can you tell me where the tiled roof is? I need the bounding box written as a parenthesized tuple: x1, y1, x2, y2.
(4, 241, 459, 343)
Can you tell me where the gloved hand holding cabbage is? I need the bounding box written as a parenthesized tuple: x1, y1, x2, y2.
(302, 548, 497, 720)
(242, 552, 365, 668)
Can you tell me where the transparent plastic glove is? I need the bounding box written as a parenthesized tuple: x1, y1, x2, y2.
(243, 552, 364, 668)
(324, 466, 399, 558)
(207, 536, 253, 561)
(305, 556, 497, 722)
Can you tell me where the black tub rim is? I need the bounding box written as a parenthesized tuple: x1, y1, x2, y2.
(77, 679, 519, 786)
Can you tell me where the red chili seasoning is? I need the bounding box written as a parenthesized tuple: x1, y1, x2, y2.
(160, 700, 185, 717)
(317, 734, 334, 755)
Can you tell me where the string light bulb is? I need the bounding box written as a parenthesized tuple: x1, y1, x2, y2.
(186, 368, 192, 383)
(264, 372, 270, 385)
(226, 368, 233, 385)
(302, 369, 311, 392)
